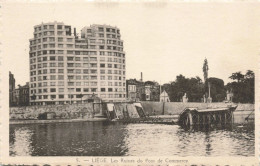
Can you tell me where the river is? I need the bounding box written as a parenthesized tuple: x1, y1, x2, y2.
(9, 121, 254, 156)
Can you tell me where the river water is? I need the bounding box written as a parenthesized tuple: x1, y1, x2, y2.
(9, 121, 254, 156)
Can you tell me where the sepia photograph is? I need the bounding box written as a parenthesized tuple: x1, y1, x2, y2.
(1, 1, 259, 165)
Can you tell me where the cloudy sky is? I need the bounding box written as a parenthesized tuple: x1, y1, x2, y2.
(2, 2, 260, 86)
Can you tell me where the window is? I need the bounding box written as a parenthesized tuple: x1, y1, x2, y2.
(68, 75, 74, 80)
(75, 63, 81, 67)
(101, 88, 106, 92)
(58, 37, 63, 42)
(57, 25, 63, 29)
(58, 56, 63, 61)
(59, 95, 64, 99)
(51, 95, 56, 99)
(49, 37, 55, 42)
(67, 44, 73, 48)
(84, 82, 89, 86)
(91, 88, 97, 92)
(91, 82, 97, 86)
(50, 75, 56, 80)
(83, 76, 88, 80)
(68, 69, 74, 73)
(58, 63, 64, 67)
(50, 63, 56, 67)
(58, 75, 64, 80)
(57, 31, 63, 35)
(50, 69, 56, 73)
(67, 50, 74, 54)
(100, 76, 105, 80)
(90, 70, 97, 74)
(75, 69, 81, 74)
(83, 88, 89, 92)
(76, 76, 81, 80)
(83, 69, 88, 74)
(83, 63, 89, 68)
(59, 88, 64, 92)
(50, 50, 55, 54)
(67, 57, 74, 61)
(50, 88, 56, 92)
(76, 82, 81, 86)
(76, 88, 81, 92)
(90, 63, 97, 68)
(68, 82, 74, 86)
(108, 88, 113, 92)
(67, 63, 74, 67)
(90, 76, 97, 80)
(100, 64, 105, 68)
(58, 81, 64, 86)
(67, 38, 73, 42)
(50, 82, 56, 86)
(58, 44, 63, 48)
(90, 57, 97, 61)
(100, 70, 105, 74)
(108, 64, 112, 68)
(75, 57, 80, 61)
(50, 56, 56, 61)
(58, 50, 64, 54)
(83, 57, 88, 61)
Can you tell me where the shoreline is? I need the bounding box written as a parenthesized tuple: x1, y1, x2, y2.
(10, 118, 108, 125)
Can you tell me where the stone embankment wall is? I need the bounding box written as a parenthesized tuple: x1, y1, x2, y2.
(10, 104, 95, 120)
(10, 102, 254, 124)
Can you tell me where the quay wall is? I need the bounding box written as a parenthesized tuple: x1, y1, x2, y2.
(10, 103, 95, 120)
(10, 102, 254, 124)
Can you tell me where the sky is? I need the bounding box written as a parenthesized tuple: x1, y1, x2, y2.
(2, 2, 260, 86)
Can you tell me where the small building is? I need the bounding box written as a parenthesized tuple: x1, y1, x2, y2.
(126, 79, 144, 102)
(18, 82, 30, 106)
(160, 90, 170, 102)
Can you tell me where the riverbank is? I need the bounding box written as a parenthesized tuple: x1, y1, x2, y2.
(9, 102, 254, 125)
(10, 118, 108, 125)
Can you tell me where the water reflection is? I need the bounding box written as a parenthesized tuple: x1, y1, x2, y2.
(9, 122, 254, 156)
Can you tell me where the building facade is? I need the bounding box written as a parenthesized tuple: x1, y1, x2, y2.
(18, 82, 30, 106)
(126, 79, 145, 101)
(29, 22, 126, 105)
(9, 71, 16, 106)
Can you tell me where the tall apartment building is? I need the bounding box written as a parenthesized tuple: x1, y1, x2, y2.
(29, 21, 126, 105)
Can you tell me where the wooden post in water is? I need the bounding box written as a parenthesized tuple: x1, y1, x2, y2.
(188, 112, 193, 126)
(203, 114, 205, 125)
(162, 102, 165, 115)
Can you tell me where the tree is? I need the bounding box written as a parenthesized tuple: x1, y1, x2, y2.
(167, 75, 204, 102)
(205, 77, 226, 102)
(79, 94, 84, 104)
(226, 70, 254, 103)
(229, 71, 244, 82)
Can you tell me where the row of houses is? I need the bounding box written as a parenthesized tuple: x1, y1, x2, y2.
(126, 78, 170, 102)
(9, 71, 170, 106)
(9, 72, 30, 106)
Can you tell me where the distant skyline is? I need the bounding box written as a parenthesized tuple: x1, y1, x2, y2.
(3, 2, 259, 86)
